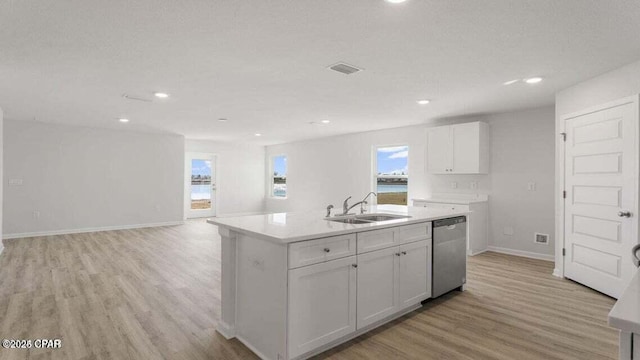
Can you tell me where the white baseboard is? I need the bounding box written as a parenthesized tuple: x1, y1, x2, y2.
(3, 221, 185, 240)
(552, 268, 563, 278)
(487, 246, 555, 262)
(216, 321, 236, 340)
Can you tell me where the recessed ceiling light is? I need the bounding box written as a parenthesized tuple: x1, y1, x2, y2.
(118, 118, 129, 123)
(524, 77, 543, 84)
(385, 0, 407, 3)
(321, 120, 331, 124)
(254, 133, 262, 137)
(218, 118, 228, 122)
(503, 79, 520, 85)
(417, 100, 430, 105)
(154, 92, 170, 98)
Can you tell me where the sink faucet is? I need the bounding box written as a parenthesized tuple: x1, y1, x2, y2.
(341, 192, 378, 216)
(360, 192, 377, 214)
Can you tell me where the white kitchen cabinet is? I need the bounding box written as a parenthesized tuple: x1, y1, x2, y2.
(357, 240, 431, 329)
(356, 246, 399, 329)
(399, 240, 431, 307)
(413, 196, 488, 256)
(426, 121, 489, 174)
(288, 256, 357, 359)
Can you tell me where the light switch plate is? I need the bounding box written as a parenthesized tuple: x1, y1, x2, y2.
(451, 182, 458, 189)
(503, 227, 514, 236)
(527, 182, 536, 191)
(470, 182, 478, 190)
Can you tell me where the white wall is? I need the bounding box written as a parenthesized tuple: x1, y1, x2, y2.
(185, 140, 265, 216)
(554, 59, 640, 274)
(3, 120, 185, 238)
(265, 106, 556, 258)
(556, 60, 640, 116)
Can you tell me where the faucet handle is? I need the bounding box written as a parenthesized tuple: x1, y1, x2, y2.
(326, 204, 334, 217)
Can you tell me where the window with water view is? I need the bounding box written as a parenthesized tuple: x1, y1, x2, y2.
(272, 155, 287, 197)
(376, 146, 408, 205)
(191, 159, 212, 210)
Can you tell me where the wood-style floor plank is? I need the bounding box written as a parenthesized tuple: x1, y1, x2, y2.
(0, 221, 618, 359)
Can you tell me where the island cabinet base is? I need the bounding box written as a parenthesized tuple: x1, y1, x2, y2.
(216, 221, 435, 360)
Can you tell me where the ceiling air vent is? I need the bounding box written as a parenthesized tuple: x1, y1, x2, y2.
(328, 62, 363, 75)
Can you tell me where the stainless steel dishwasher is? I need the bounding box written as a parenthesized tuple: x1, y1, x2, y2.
(432, 216, 467, 298)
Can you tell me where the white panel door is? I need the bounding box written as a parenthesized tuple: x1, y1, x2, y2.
(451, 122, 479, 174)
(356, 246, 399, 329)
(564, 100, 638, 298)
(426, 126, 452, 174)
(399, 240, 431, 307)
(288, 256, 357, 359)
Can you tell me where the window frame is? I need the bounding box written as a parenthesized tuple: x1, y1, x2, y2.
(269, 154, 288, 199)
(372, 144, 409, 206)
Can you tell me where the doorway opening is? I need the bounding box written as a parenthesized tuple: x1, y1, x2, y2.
(185, 153, 217, 219)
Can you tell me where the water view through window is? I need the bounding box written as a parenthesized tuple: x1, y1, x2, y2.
(376, 146, 408, 205)
(191, 159, 212, 210)
(272, 155, 287, 197)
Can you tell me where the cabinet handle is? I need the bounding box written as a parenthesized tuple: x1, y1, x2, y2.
(352, 264, 358, 268)
(324, 248, 331, 253)
(395, 252, 401, 256)
(401, 251, 407, 255)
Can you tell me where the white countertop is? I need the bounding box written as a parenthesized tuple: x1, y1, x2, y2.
(412, 193, 488, 205)
(207, 205, 470, 243)
(609, 270, 640, 333)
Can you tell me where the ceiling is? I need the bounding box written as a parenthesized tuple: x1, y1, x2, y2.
(1, 1, 640, 145)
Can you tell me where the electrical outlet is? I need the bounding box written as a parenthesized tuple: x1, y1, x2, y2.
(32, 211, 41, 220)
(527, 182, 536, 191)
(9, 179, 23, 186)
(503, 226, 514, 236)
(470, 182, 478, 190)
(451, 182, 458, 189)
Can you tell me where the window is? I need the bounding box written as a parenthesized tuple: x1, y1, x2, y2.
(271, 155, 287, 197)
(375, 146, 408, 205)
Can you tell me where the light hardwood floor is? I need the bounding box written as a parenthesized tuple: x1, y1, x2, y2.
(0, 221, 618, 360)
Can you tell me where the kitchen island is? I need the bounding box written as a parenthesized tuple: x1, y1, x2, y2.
(609, 270, 640, 359)
(208, 205, 469, 360)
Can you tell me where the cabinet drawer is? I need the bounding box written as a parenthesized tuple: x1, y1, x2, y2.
(417, 202, 469, 212)
(357, 228, 397, 254)
(289, 234, 356, 269)
(397, 222, 432, 244)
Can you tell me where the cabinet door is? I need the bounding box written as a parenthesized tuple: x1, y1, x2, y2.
(634, 334, 640, 359)
(288, 256, 357, 358)
(356, 247, 399, 329)
(427, 126, 452, 174)
(399, 240, 431, 307)
(451, 122, 479, 174)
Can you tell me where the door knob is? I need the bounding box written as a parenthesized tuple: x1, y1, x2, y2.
(618, 211, 632, 218)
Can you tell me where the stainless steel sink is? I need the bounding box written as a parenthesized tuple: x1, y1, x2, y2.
(326, 213, 411, 224)
(327, 218, 372, 224)
(356, 214, 410, 222)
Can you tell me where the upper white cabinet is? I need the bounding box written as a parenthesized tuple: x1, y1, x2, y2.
(426, 122, 489, 174)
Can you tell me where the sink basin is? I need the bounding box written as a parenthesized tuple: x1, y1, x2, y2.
(356, 214, 411, 222)
(327, 218, 372, 224)
(326, 213, 411, 224)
